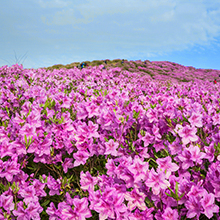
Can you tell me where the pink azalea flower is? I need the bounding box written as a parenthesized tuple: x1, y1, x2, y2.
(62, 158, 74, 173)
(177, 124, 198, 145)
(74, 133, 88, 145)
(76, 102, 88, 120)
(10, 140, 27, 156)
(32, 179, 47, 198)
(124, 188, 147, 211)
(156, 156, 179, 178)
(93, 187, 125, 220)
(1, 160, 20, 182)
(146, 108, 158, 123)
(162, 207, 179, 220)
(13, 201, 29, 220)
(212, 113, 220, 125)
(78, 121, 99, 140)
(87, 120, 99, 139)
(20, 123, 36, 140)
(60, 203, 78, 219)
(201, 192, 219, 219)
(188, 112, 203, 127)
(60, 95, 71, 108)
(26, 110, 41, 128)
(47, 175, 61, 196)
(105, 158, 117, 177)
(187, 145, 205, 164)
(185, 196, 203, 219)
(86, 102, 100, 118)
(46, 202, 60, 219)
(72, 197, 92, 220)
(80, 171, 98, 191)
(73, 150, 90, 167)
(187, 184, 205, 198)
(104, 139, 119, 156)
(0, 195, 14, 214)
(13, 112, 25, 125)
(167, 139, 182, 155)
(128, 155, 149, 182)
(129, 207, 154, 220)
(145, 169, 170, 195)
(178, 148, 194, 170)
(141, 132, 154, 147)
(19, 185, 38, 205)
(204, 143, 215, 162)
(152, 124, 162, 141)
(25, 201, 43, 219)
(0, 139, 13, 158)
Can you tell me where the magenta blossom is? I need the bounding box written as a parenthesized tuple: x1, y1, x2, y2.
(185, 196, 203, 219)
(128, 155, 149, 182)
(0, 160, 20, 182)
(62, 158, 74, 173)
(177, 124, 198, 145)
(188, 112, 203, 128)
(19, 185, 38, 205)
(72, 197, 92, 220)
(187, 145, 206, 164)
(212, 113, 220, 125)
(19, 123, 36, 140)
(156, 156, 179, 178)
(178, 145, 205, 170)
(146, 108, 158, 123)
(124, 188, 147, 211)
(162, 207, 179, 220)
(86, 102, 100, 118)
(0, 194, 14, 214)
(140, 131, 154, 147)
(177, 148, 194, 170)
(104, 139, 119, 157)
(145, 169, 170, 195)
(73, 150, 90, 167)
(201, 192, 219, 219)
(46, 202, 60, 219)
(80, 171, 98, 191)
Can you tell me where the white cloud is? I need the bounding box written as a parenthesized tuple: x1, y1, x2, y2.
(35, 0, 220, 56)
(37, 0, 70, 8)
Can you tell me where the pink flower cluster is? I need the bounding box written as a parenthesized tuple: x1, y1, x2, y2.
(0, 63, 220, 219)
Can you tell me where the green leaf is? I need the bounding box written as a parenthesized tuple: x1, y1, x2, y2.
(179, 192, 185, 199)
(175, 182, 179, 197)
(28, 136, 33, 145)
(131, 144, 135, 152)
(41, 200, 50, 207)
(140, 129, 145, 137)
(150, 103, 156, 109)
(165, 192, 173, 197)
(50, 147, 54, 157)
(5, 106, 9, 115)
(126, 115, 129, 122)
(27, 166, 37, 171)
(0, 183, 5, 191)
(24, 135, 28, 145)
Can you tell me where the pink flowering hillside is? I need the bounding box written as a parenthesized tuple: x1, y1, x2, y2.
(47, 59, 220, 83)
(0, 61, 220, 219)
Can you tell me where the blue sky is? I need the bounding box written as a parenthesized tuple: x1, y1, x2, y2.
(1, 0, 220, 70)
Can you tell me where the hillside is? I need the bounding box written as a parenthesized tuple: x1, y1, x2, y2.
(45, 59, 220, 83)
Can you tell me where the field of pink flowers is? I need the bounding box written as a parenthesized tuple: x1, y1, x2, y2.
(0, 61, 220, 219)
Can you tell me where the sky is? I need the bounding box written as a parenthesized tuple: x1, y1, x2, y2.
(1, 0, 220, 70)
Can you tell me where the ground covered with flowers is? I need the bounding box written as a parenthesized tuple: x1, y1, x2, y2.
(0, 61, 220, 219)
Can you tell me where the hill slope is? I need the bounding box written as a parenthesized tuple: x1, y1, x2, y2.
(45, 59, 220, 83)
